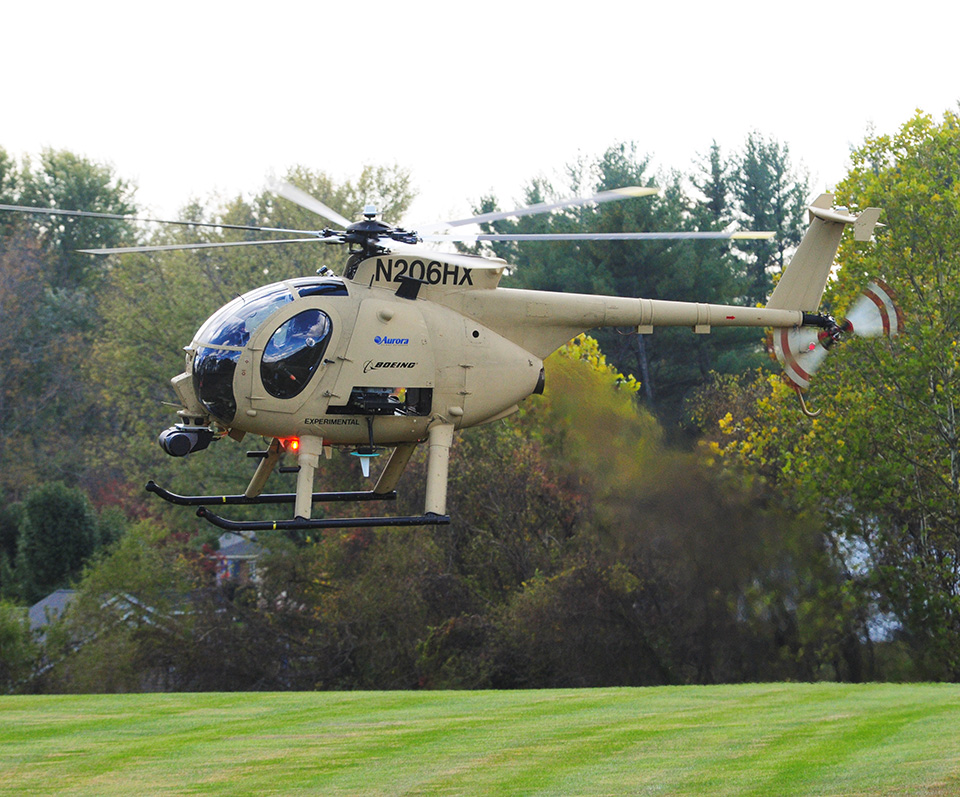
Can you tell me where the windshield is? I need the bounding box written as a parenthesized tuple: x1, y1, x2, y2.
(194, 284, 295, 347)
(193, 347, 241, 423)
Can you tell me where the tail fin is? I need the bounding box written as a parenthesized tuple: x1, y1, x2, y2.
(765, 195, 881, 312)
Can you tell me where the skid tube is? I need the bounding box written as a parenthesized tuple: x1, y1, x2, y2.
(145, 480, 397, 506)
(196, 506, 451, 531)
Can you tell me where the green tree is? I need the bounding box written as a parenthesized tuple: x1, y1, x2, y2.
(826, 110, 960, 678)
(479, 143, 761, 418)
(17, 148, 137, 288)
(0, 600, 37, 692)
(730, 132, 810, 303)
(0, 147, 18, 234)
(0, 232, 88, 494)
(413, 337, 851, 688)
(15, 482, 98, 603)
(488, 338, 853, 686)
(0, 498, 23, 599)
(692, 140, 731, 223)
(697, 110, 960, 680)
(40, 520, 200, 692)
(0, 150, 139, 494)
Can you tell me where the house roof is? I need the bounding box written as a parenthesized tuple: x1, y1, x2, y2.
(29, 589, 78, 631)
(215, 532, 265, 560)
(218, 538, 265, 559)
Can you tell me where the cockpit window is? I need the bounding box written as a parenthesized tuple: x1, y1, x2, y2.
(261, 309, 333, 399)
(193, 347, 241, 423)
(195, 284, 295, 347)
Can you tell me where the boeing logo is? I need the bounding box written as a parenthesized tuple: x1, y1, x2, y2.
(363, 360, 418, 373)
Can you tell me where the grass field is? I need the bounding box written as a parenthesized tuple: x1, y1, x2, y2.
(2, 683, 959, 795)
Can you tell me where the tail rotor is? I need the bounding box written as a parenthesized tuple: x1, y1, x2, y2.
(770, 280, 902, 414)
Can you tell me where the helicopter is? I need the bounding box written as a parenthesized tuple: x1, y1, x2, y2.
(0, 183, 894, 530)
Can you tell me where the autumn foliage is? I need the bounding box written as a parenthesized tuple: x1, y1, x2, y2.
(6, 114, 960, 690)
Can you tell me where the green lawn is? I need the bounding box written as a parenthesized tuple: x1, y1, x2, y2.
(2, 683, 959, 795)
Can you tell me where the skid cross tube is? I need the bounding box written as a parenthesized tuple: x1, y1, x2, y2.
(145, 480, 396, 506)
(195, 506, 450, 531)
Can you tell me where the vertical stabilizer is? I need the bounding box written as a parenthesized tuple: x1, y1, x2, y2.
(765, 195, 881, 312)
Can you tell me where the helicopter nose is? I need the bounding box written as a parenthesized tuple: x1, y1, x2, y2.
(192, 346, 240, 423)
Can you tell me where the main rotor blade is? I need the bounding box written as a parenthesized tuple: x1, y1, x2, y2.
(270, 181, 353, 228)
(416, 186, 660, 233)
(420, 230, 776, 243)
(77, 237, 340, 256)
(0, 203, 319, 237)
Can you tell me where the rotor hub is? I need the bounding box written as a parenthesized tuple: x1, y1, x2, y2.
(344, 218, 419, 253)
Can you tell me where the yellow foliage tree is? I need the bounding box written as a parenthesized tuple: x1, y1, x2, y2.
(697, 110, 960, 679)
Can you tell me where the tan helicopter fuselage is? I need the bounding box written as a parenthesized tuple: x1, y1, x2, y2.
(172, 253, 804, 451)
(175, 259, 540, 447)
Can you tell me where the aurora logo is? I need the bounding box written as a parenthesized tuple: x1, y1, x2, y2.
(374, 335, 409, 345)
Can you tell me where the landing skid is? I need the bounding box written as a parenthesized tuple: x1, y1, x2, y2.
(145, 480, 450, 530)
(145, 480, 397, 506)
(196, 506, 450, 531)
(147, 423, 457, 532)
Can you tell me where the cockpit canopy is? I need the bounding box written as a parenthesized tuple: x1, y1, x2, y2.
(193, 278, 347, 348)
(196, 284, 294, 348)
(191, 278, 346, 422)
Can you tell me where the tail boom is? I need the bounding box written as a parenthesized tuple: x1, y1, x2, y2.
(633, 298, 801, 333)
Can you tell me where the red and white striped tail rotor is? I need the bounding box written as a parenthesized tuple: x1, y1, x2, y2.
(843, 280, 903, 338)
(771, 327, 831, 391)
(771, 280, 902, 392)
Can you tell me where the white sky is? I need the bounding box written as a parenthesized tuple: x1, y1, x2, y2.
(4, 0, 958, 228)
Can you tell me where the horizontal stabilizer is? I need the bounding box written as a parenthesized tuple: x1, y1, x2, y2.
(854, 208, 883, 242)
(767, 198, 883, 312)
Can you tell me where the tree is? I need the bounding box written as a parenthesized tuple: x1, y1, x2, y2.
(730, 132, 810, 303)
(0, 231, 101, 494)
(825, 110, 960, 678)
(478, 143, 762, 419)
(489, 338, 853, 686)
(697, 110, 960, 680)
(40, 520, 201, 693)
(0, 600, 37, 692)
(0, 497, 24, 600)
(691, 140, 731, 224)
(0, 147, 18, 232)
(15, 482, 98, 604)
(0, 151, 140, 495)
(17, 148, 137, 288)
(413, 337, 851, 687)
